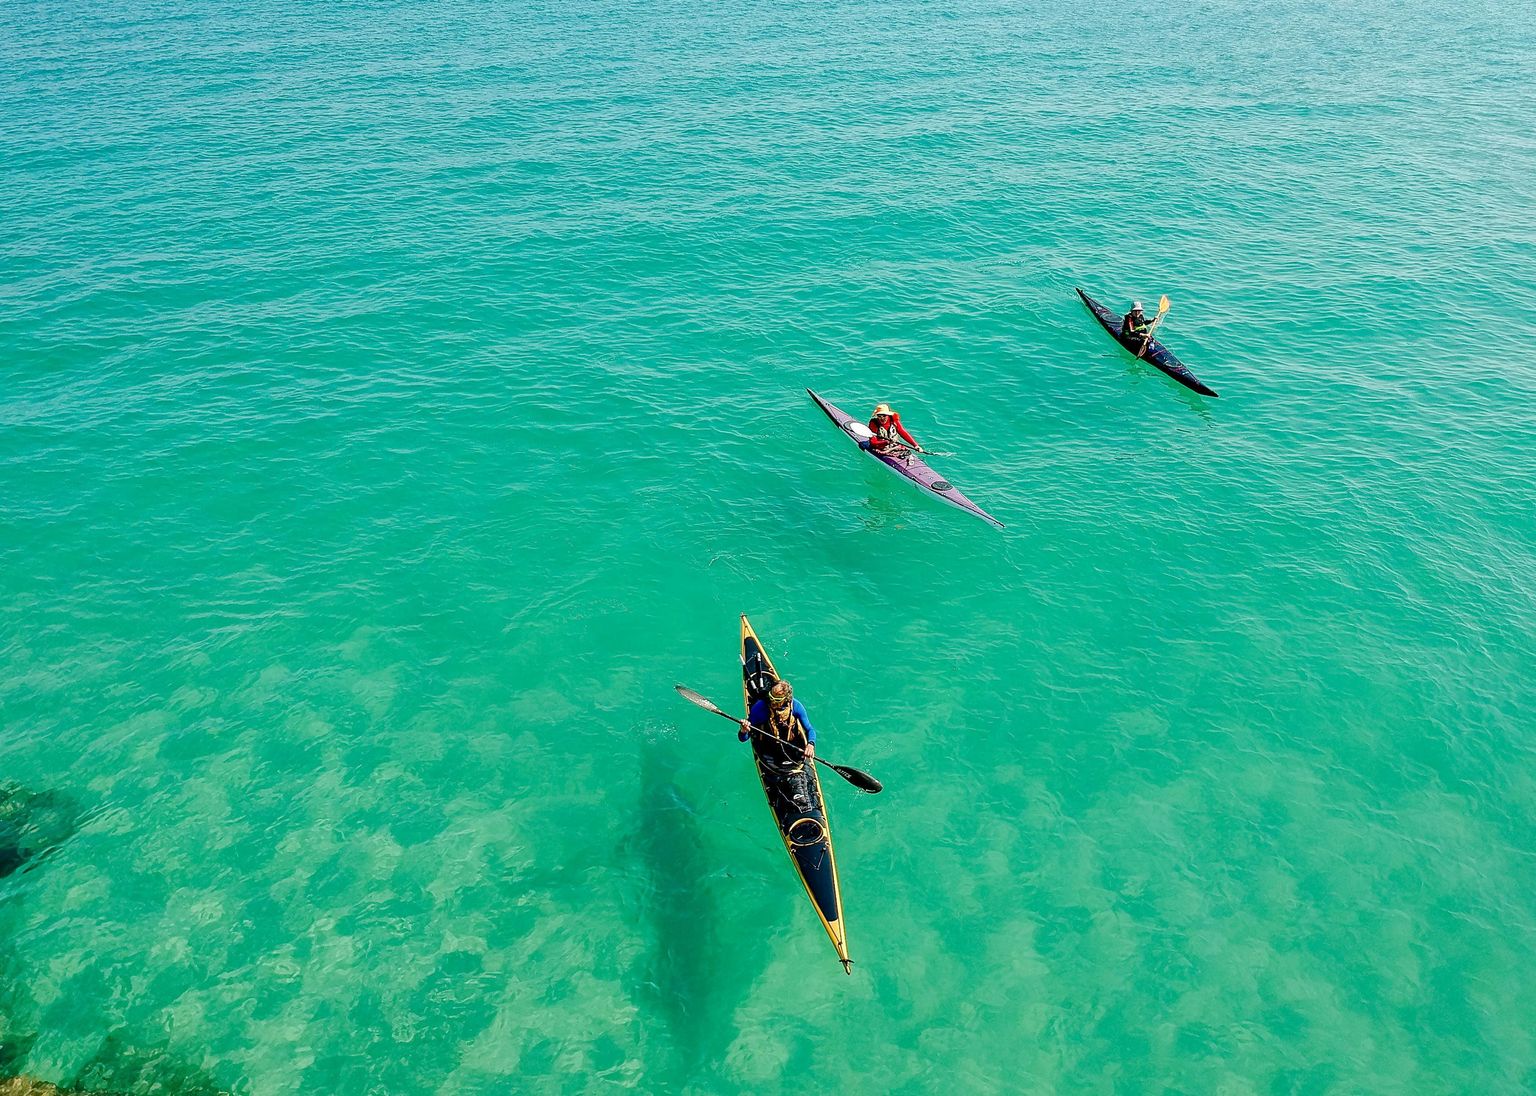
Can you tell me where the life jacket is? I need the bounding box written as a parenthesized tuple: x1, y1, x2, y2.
(869, 414, 905, 442)
(765, 698, 805, 745)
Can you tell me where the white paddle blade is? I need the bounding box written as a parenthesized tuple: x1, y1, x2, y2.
(675, 685, 729, 718)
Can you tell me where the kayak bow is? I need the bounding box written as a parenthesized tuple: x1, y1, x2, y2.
(1076, 287, 1219, 398)
(740, 615, 852, 974)
(807, 390, 1003, 528)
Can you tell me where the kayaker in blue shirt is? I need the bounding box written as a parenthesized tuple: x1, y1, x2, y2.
(739, 680, 816, 761)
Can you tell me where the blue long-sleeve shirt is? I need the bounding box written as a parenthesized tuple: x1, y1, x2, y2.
(740, 698, 816, 745)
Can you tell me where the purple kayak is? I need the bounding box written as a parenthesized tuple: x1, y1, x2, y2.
(807, 390, 1003, 529)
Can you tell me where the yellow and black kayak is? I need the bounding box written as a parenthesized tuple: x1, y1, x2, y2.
(739, 615, 851, 973)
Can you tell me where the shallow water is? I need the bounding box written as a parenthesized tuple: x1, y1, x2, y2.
(3, 0, 1535, 1091)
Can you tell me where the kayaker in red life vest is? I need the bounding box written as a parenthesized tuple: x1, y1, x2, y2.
(739, 680, 816, 761)
(864, 403, 917, 454)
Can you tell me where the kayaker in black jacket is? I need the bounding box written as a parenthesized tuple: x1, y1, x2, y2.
(1122, 301, 1151, 349)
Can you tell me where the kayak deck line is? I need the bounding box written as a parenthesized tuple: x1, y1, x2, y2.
(1076, 287, 1219, 398)
(740, 614, 852, 973)
(806, 389, 1004, 528)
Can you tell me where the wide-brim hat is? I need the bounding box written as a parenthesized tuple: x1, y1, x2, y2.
(872, 404, 893, 417)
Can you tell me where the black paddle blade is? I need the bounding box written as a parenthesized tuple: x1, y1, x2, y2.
(832, 764, 882, 794)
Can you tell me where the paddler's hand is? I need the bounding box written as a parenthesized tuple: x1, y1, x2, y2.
(738, 721, 751, 742)
(804, 743, 815, 760)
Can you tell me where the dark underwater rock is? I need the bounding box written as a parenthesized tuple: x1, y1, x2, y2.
(70, 1034, 228, 1095)
(0, 1034, 232, 1095)
(0, 783, 80, 881)
(0, 788, 231, 1095)
(0, 1078, 72, 1095)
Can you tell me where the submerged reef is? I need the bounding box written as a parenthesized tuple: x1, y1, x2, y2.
(0, 783, 80, 881)
(67, 1035, 229, 1095)
(0, 784, 231, 1095)
(0, 1079, 77, 1094)
(1, 986, 232, 1095)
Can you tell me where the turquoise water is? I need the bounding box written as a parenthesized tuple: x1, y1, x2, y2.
(4, 0, 1536, 1090)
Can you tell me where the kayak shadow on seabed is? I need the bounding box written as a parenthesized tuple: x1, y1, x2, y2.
(620, 735, 768, 1087)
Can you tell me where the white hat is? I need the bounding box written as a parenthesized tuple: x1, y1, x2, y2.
(1132, 300, 1143, 310)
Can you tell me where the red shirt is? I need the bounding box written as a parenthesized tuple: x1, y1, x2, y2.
(867, 413, 916, 449)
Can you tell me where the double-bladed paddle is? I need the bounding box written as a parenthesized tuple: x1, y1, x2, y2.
(881, 442, 954, 459)
(1135, 294, 1171, 359)
(674, 685, 884, 794)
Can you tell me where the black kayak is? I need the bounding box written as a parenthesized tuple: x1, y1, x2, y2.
(741, 614, 851, 973)
(1076, 287, 1218, 398)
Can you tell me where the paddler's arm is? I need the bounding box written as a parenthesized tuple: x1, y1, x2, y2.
(792, 700, 817, 759)
(740, 699, 768, 741)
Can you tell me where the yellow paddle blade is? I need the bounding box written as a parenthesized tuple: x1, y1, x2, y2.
(1157, 294, 1170, 315)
